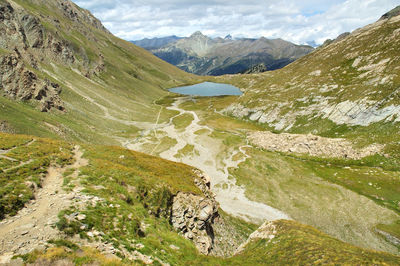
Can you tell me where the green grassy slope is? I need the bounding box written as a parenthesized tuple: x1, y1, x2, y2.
(207, 11, 400, 248)
(0, 0, 202, 145)
(215, 12, 400, 144)
(172, 96, 400, 254)
(2, 133, 399, 265)
(228, 220, 400, 265)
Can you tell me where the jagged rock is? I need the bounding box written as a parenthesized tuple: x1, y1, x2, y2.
(53, 0, 110, 33)
(171, 170, 219, 255)
(0, 120, 15, 133)
(0, 51, 64, 112)
(241, 63, 268, 74)
(380, 6, 400, 20)
(235, 221, 277, 255)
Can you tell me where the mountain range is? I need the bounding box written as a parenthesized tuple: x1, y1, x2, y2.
(133, 32, 314, 75)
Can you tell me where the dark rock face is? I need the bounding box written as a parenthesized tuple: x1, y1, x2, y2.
(241, 63, 268, 74)
(0, 1, 70, 111)
(0, 0, 112, 111)
(0, 0, 106, 111)
(0, 51, 64, 112)
(54, 0, 110, 33)
(380, 6, 400, 20)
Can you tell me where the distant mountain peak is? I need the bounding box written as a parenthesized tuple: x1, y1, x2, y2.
(224, 34, 232, 40)
(380, 5, 400, 20)
(190, 31, 206, 38)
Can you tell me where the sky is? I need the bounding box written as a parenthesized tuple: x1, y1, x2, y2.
(72, 0, 400, 45)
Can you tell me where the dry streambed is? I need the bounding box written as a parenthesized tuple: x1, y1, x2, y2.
(126, 98, 289, 223)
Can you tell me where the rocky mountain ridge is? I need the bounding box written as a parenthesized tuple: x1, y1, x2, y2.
(132, 35, 183, 50)
(219, 7, 400, 133)
(0, 0, 110, 111)
(137, 31, 314, 75)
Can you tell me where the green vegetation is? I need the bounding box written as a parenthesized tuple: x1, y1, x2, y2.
(19, 246, 123, 265)
(212, 13, 400, 140)
(227, 220, 400, 265)
(175, 144, 198, 158)
(172, 113, 194, 130)
(377, 220, 400, 242)
(3, 132, 400, 264)
(2, 0, 400, 264)
(231, 147, 399, 252)
(169, 98, 400, 253)
(0, 133, 73, 219)
(1, 0, 202, 146)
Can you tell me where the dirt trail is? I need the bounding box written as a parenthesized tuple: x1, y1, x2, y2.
(0, 139, 36, 162)
(0, 146, 88, 263)
(126, 98, 289, 223)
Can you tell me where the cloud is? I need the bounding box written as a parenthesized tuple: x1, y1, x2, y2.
(72, 0, 400, 44)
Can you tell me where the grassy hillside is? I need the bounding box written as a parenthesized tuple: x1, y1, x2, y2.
(228, 220, 400, 265)
(1, 0, 400, 264)
(206, 11, 400, 253)
(0, 0, 202, 145)
(215, 13, 400, 146)
(1, 132, 399, 265)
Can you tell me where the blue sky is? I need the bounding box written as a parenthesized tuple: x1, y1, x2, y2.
(72, 0, 400, 45)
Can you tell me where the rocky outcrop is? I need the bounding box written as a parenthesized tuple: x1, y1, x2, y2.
(380, 6, 400, 20)
(222, 8, 400, 131)
(241, 63, 267, 74)
(320, 32, 350, 48)
(0, 50, 64, 112)
(235, 221, 277, 255)
(53, 0, 110, 34)
(0, 0, 81, 111)
(171, 170, 218, 255)
(224, 90, 400, 130)
(0, 121, 14, 133)
(0, 1, 76, 62)
(0, 0, 113, 111)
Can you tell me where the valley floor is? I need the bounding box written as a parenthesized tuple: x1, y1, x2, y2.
(125, 97, 289, 223)
(120, 96, 400, 255)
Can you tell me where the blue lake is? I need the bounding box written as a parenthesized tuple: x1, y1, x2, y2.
(169, 82, 242, 96)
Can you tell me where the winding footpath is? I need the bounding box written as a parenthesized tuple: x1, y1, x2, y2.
(0, 146, 88, 263)
(126, 98, 289, 223)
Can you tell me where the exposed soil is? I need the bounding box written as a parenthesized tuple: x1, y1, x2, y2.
(0, 146, 88, 263)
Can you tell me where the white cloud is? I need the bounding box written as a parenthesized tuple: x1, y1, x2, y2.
(72, 0, 400, 44)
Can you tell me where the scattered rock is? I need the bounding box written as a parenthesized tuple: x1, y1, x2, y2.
(0, 252, 14, 264)
(249, 131, 385, 160)
(169, 244, 180, 250)
(0, 120, 15, 133)
(76, 214, 86, 221)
